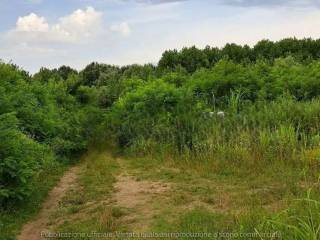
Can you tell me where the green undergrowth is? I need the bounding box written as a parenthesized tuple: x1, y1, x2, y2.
(0, 162, 66, 240)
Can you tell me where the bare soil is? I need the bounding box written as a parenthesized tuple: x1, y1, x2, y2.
(113, 173, 171, 232)
(17, 166, 81, 240)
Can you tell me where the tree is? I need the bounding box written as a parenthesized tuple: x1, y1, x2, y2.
(57, 65, 77, 80)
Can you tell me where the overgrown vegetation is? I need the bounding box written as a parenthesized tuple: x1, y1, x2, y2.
(1, 37, 320, 239)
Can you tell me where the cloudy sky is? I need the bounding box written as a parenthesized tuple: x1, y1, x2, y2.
(0, 0, 319, 73)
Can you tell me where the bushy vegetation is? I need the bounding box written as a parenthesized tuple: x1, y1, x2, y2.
(0, 63, 103, 206)
(159, 38, 320, 73)
(108, 57, 320, 175)
(2, 38, 320, 204)
(1, 37, 320, 238)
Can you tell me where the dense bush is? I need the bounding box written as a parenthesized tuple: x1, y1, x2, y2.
(0, 113, 52, 204)
(186, 57, 320, 104)
(0, 62, 103, 205)
(107, 55, 320, 170)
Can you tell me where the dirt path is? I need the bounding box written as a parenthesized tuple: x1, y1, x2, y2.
(114, 175, 170, 209)
(17, 155, 172, 238)
(15, 151, 295, 239)
(17, 165, 81, 240)
(112, 159, 171, 232)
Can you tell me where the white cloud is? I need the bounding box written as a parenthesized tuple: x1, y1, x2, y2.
(16, 13, 49, 32)
(8, 7, 103, 44)
(57, 7, 103, 38)
(110, 22, 131, 36)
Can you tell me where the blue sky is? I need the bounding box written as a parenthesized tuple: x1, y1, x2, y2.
(0, 0, 319, 73)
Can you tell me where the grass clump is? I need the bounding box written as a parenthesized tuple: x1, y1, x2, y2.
(261, 190, 320, 240)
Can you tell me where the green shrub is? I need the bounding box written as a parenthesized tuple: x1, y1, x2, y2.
(0, 113, 52, 204)
(109, 80, 208, 152)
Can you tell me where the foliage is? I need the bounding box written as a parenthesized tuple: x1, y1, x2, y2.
(0, 113, 51, 204)
(159, 38, 320, 73)
(2, 37, 320, 228)
(0, 62, 103, 205)
(109, 80, 208, 152)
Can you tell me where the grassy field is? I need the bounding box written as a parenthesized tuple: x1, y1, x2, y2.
(19, 148, 318, 240)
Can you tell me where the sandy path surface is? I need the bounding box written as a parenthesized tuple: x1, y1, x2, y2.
(17, 166, 81, 240)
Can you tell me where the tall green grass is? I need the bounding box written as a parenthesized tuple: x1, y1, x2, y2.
(122, 96, 320, 176)
(260, 189, 320, 240)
